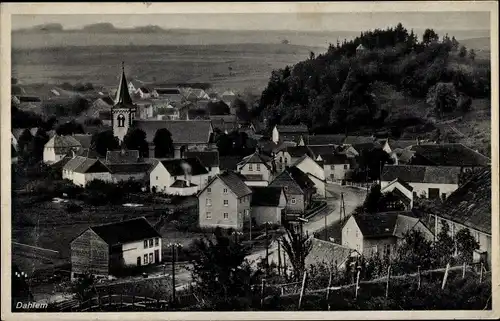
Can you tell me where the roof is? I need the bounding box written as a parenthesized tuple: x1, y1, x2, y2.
(203, 171, 252, 198)
(219, 156, 244, 171)
(385, 139, 415, 150)
(433, 168, 491, 234)
(88, 217, 161, 245)
(352, 211, 418, 238)
(351, 142, 381, 154)
(63, 156, 110, 174)
(302, 134, 346, 146)
(321, 153, 349, 165)
(409, 144, 490, 167)
(106, 163, 151, 174)
(113, 63, 134, 108)
(283, 146, 314, 158)
(155, 88, 181, 95)
(211, 119, 238, 133)
(159, 158, 208, 176)
(170, 180, 197, 188)
(356, 44, 366, 50)
(276, 124, 308, 134)
(45, 135, 82, 153)
(132, 120, 212, 144)
(184, 150, 220, 167)
(251, 186, 284, 207)
(306, 238, 356, 269)
(72, 134, 93, 149)
(344, 136, 375, 145)
(271, 166, 315, 193)
(395, 149, 416, 164)
(238, 151, 272, 166)
(106, 150, 140, 164)
(138, 87, 150, 93)
(382, 177, 414, 192)
(307, 145, 337, 158)
(209, 115, 237, 122)
(381, 165, 461, 185)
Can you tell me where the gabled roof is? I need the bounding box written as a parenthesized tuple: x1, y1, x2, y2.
(384, 139, 415, 150)
(356, 44, 366, 51)
(282, 146, 314, 158)
(199, 171, 251, 198)
(63, 156, 110, 174)
(88, 217, 161, 246)
(184, 150, 220, 167)
(381, 165, 461, 185)
(352, 211, 419, 238)
(45, 135, 82, 153)
(276, 124, 308, 133)
(132, 120, 212, 144)
(138, 87, 151, 93)
(72, 134, 93, 149)
(170, 180, 197, 188)
(307, 145, 337, 158)
(306, 238, 357, 269)
(409, 144, 490, 167)
(219, 156, 244, 171)
(302, 134, 346, 146)
(433, 168, 491, 234)
(381, 177, 414, 192)
(155, 88, 181, 95)
(251, 186, 285, 207)
(106, 150, 140, 164)
(106, 163, 152, 174)
(321, 153, 349, 165)
(159, 158, 208, 176)
(238, 151, 272, 166)
(270, 166, 315, 194)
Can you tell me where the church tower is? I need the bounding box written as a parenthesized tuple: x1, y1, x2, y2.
(112, 62, 137, 143)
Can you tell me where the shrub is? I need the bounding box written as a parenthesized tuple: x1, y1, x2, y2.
(66, 203, 83, 213)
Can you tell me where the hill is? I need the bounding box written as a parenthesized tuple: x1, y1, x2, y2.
(255, 24, 491, 153)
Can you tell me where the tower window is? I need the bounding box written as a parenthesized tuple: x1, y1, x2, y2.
(117, 114, 126, 127)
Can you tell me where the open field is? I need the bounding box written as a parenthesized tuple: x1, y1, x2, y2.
(12, 43, 324, 96)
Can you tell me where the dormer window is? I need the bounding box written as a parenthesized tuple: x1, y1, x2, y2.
(117, 114, 126, 127)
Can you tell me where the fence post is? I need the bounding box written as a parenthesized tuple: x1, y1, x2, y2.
(278, 240, 282, 277)
(417, 265, 421, 290)
(260, 278, 266, 308)
(326, 270, 333, 311)
(298, 271, 308, 310)
(355, 266, 361, 299)
(479, 262, 484, 283)
(385, 265, 391, 302)
(462, 262, 466, 279)
(441, 262, 450, 290)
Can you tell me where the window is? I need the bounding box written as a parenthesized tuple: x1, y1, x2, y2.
(223, 200, 228, 206)
(223, 188, 228, 194)
(223, 212, 229, 219)
(239, 198, 242, 204)
(117, 114, 126, 127)
(207, 188, 212, 193)
(441, 193, 447, 201)
(144, 240, 148, 249)
(413, 191, 417, 199)
(344, 164, 348, 170)
(155, 238, 159, 246)
(249, 164, 253, 171)
(206, 211, 212, 219)
(149, 239, 153, 247)
(206, 198, 212, 206)
(149, 253, 153, 264)
(284, 158, 288, 163)
(291, 198, 296, 204)
(257, 164, 261, 171)
(330, 165, 335, 170)
(208, 176, 212, 181)
(156, 176, 158, 180)
(280, 157, 283, 163)
(330, 174, 335, 180)
(144, 254, 148, 264)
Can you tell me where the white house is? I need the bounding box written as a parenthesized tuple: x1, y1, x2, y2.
(237, 151, 275, 187)
(62, 156, 112, 187)
(381, 165, 461, 200)
(275, 146, 314, 172)
(43, 135, 83, 164)
(342, 212, 433, 257)
(320, 153, 351, 183)
(250, 186, 287, 226)
(293, 154, 326, 198)
(136, 87, 152, 99)
(149, 158, 209, 195)
(380, 178, 414, 210)
(70, 217, 162, 280)
(272, 124, 308, 144)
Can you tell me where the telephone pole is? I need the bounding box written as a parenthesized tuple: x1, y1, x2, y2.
(339, 192, 346, 223)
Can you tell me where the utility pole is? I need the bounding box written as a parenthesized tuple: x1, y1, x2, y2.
(169, 242, 182, 306)
(265, 222, 269, 278)
(324, 211, 328, 240)
(339, 192, 346, 223)
(277, 239, 282, 277)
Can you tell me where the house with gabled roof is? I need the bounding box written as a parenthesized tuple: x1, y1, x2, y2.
(70, 217, 162, 280)
(149, 157, 209, 195)
(297, 134, 346, 147)
(408, 143, 490, 170)
(305, 238, 360, 270)
(272, 124, 308, 144)
(380, 178, 414, 210)
(198, 171, 252, 230)
(152, 88, 184, 104)
(237, 150, 276, 186)
(275, 145, 314, 172)
(342, 211, 433, 258)
(321, 153, 351, 183)
(292, 154, 326, 198)
(269, 166, 316, 215)
(250, 186, 287, 226)
(381, 165, 461, 200)
(429, 168, 491, 268)
(62, 156, 112, 187)
(43, 135, 83, 164)
(184, 150, 220, 181)
(135, 87, 152, 99)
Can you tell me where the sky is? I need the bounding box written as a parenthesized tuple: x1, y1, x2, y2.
(12, 12, 490, 32)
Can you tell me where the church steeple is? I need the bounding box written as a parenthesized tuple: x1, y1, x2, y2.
(114, 61, 133, 106)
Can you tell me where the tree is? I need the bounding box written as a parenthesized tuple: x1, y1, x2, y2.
(189, 229, 256, 309)
(280, 222, 312, 281)
(363, 184, 382, 213)
(123, 128, 149, 158)
(233, 98, 251, 122)
(91, 130, 120, 156)
(55, 120, 85, 136)
(17, 129, 34, 154)
(31, 129, 49, 163)
(207, 101, 230, 115)
(433, 221, 455, 265)
(451, 36, 459, 51)
(468, 49, 476, 61)
(153, 128, 174, 158)
(455, 228, 479, 264)
(395, 229, 433, 272)
(70, 273, 97, 303)
(426, 82, 458, 117)
(458, 45, 467, 58)
(422, 29, 439, 45)
(458, 94, 472, 113)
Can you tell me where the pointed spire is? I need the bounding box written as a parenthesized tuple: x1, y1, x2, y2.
(114, 61, 133, 107)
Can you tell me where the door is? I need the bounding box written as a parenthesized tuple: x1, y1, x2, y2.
(149, 253, 154, 264)
(137, 256, 141, 266)
(154, 250, 160, 264)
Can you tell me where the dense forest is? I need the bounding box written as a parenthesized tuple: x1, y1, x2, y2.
(255, 24, 490, 137)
